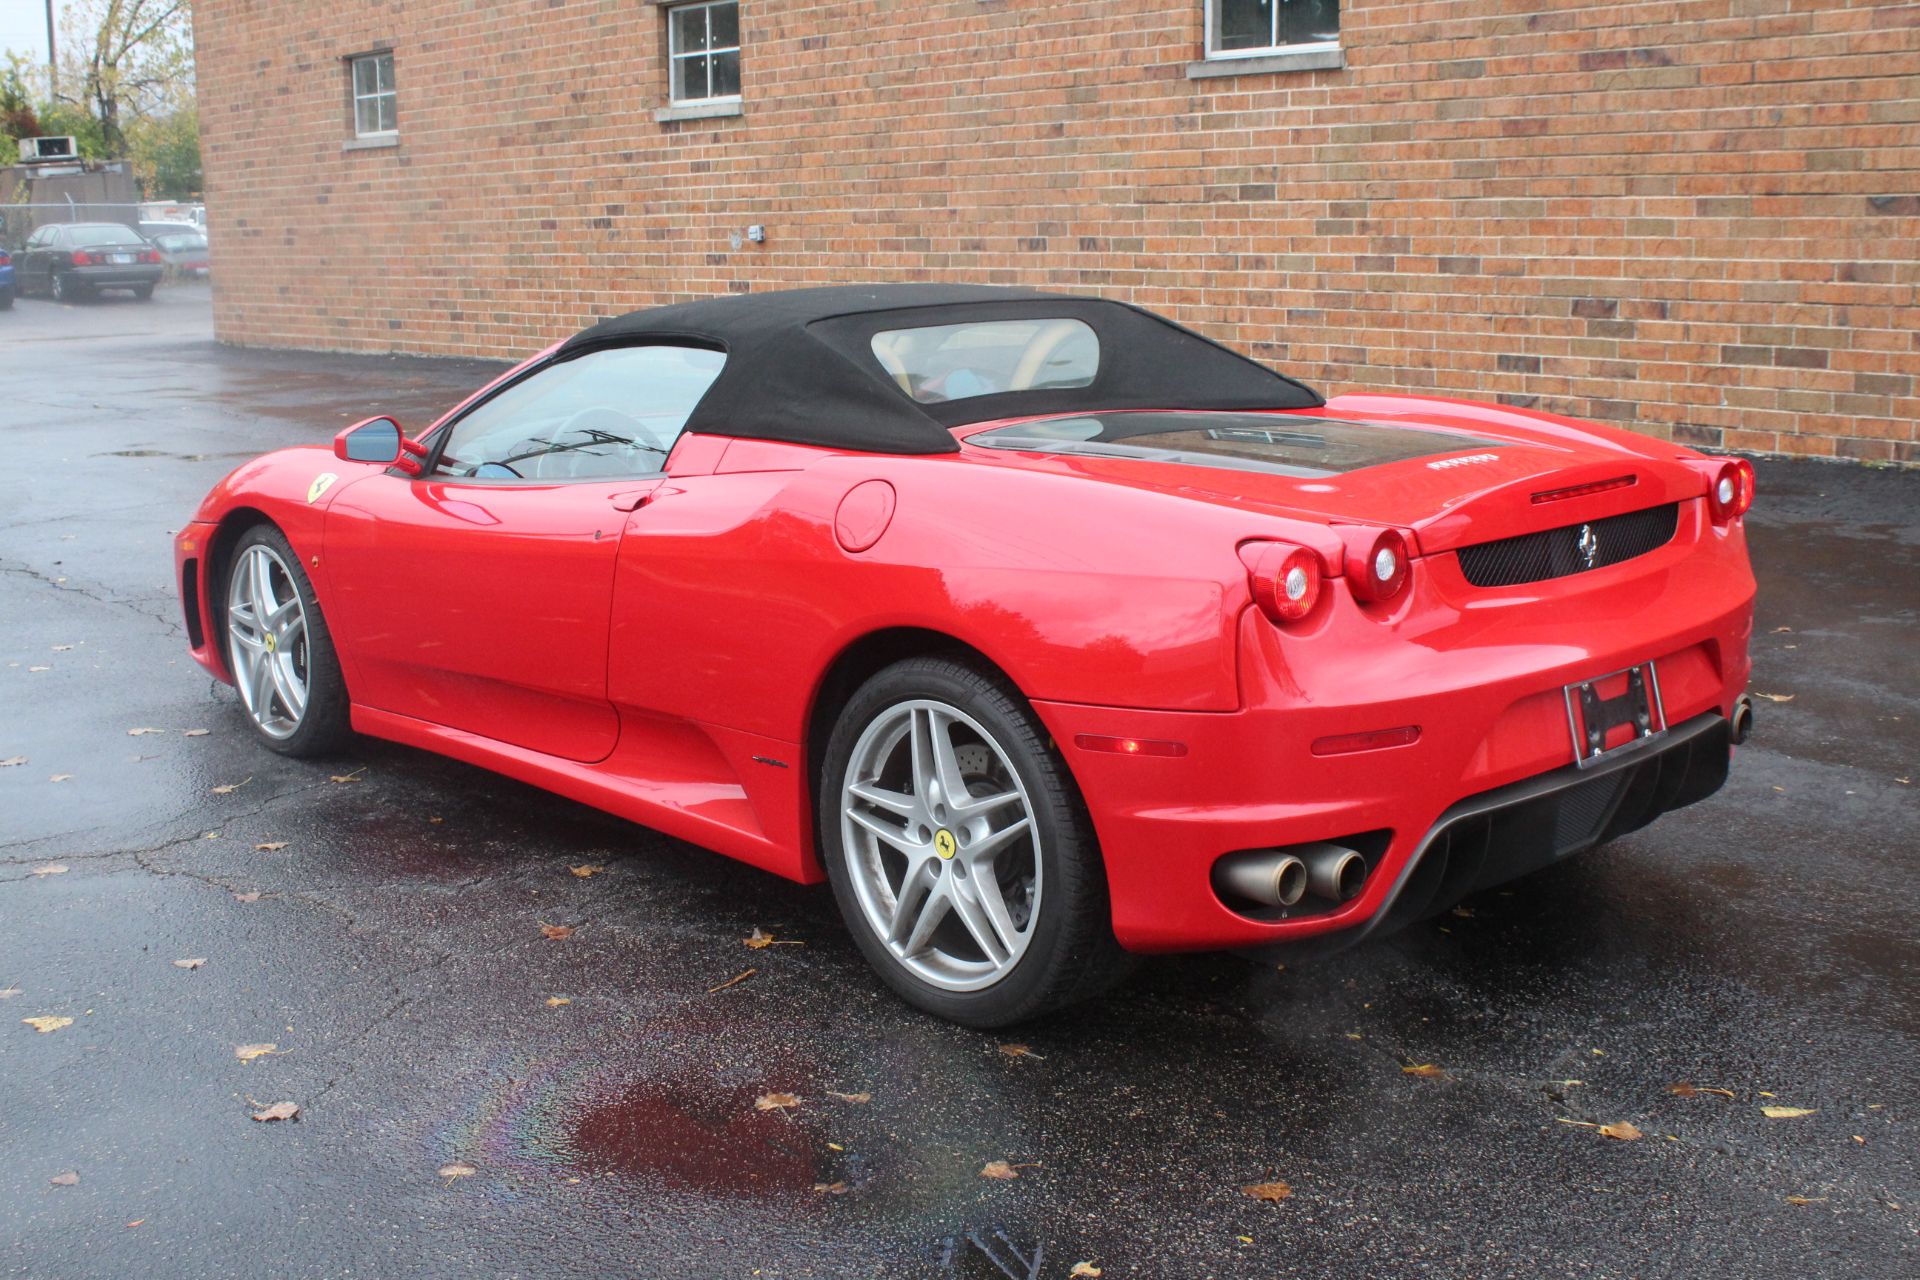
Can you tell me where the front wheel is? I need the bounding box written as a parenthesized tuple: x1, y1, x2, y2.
(222, 525, 353, 756)
(818, 656, 1130, 1026)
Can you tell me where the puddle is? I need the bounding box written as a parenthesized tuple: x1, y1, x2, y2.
(569, 1078, 825, 1196)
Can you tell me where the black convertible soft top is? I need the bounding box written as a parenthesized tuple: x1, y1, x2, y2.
(558, 284, 1322, 456)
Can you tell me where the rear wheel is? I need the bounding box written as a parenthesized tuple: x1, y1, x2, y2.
(50, 272, 77, 302)
(222, 525, 352, 756)
(819, 656, 1129, 1026)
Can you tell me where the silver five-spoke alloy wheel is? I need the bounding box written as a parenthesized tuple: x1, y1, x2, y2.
(225, 543, 310, 739)
(840, 699, 1041, 992)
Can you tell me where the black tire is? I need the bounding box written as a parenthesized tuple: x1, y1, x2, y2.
(221, 523, 354, 757)
(0, 286, 13, 310)
(50, 272, 82, 303)
(132, 284, 154, 301)
(818, 655, 1132, 1027)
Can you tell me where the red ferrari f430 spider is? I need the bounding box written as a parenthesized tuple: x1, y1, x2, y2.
(177, 286, 1757, 1025)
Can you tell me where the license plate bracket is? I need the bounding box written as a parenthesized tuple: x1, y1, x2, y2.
(1563, 660, 1667, 769)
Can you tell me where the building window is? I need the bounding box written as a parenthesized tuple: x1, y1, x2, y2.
(1206, 0, 1338, 58)
(350, 51, 397, 136)
(667, 1, 741, 104)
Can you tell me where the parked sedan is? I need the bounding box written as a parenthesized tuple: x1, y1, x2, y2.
(19, 222, 164, 302)
(0, 245, 13, 310)
(149, 230, 211, 279)
(174, 284, 1758, 1026)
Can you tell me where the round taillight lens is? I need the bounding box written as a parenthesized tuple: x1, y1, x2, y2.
(1347, 529, 1411, 603)
(1242, 541, 1323, 624)
(1707, 459, 1754, 523)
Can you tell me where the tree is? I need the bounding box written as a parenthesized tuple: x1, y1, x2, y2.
(59, 0, 193, 158)
(1, 55, 42, 149)
(126, 102, 198, 198)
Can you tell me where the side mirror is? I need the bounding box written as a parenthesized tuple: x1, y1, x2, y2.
(334, 416, 428, 476)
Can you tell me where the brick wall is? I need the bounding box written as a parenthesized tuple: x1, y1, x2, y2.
(194, 0, 1920, 461)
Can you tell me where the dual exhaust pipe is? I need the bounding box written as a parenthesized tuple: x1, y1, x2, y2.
(1214, 841, 1368, 909)
(1730, 694, 1754, 746)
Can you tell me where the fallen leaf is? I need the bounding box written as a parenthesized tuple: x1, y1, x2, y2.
(827, 1142, 845, 1151)
(1753, 692, 1795, 703)
(210, 777, 251, 795)
(708, 967, 756, 993)
(1450, 905, 1475, 918)
(173, 958, 206, 970)
(1668, 1083, 1736, 1099)
(755, 1092, 801, 1113)
(253, 842, 288, 852)
(1241, 1180, 1292, 1202)
(0, 987, 20, 998)
(30, 864, 68, 877)
(48, 773, 72, 783)
(49, 1171, 79, 1186)
(1402, 1063, 1446, 1078)
(568, 863, 605, 878)
(998, 1043, 1046, 1060)
(28, 666, 50, 672)
(23, 1016, 73, 1033)
(1763, 1106, 1817, 1119)
(545, 996, 570, 1007)
(811, 1181, 850, 1194)
(980, 1160, 1020, 1181)
(251, 1101, 299, 1122)
(126, 727, 166, 737)
(203, 831, 220, 839)
(438, 1162, 476, 1182)
(1070, 1265, 1104, 1278)
(428, 816, 443, 823)
(51, 644, 74, 652)
(235, 1043, 278, 1062)
(182, 729, 210, 737)
(232, 891, 262, 903)
(329, 769, 365, 784)
(1599, 1122, 1644, 1141)
(1344, 1032, 1363, 1040)
(538, 923, 574, 940)
(0, 756, 25, 767)
(1785, 1195, 1828, 1205)
(126, 1219, 144, 1228)
(1771, 626, 1792, 633)
(827, 1091, 872, 1104)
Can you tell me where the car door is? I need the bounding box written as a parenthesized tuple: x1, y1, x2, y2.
(22, 225, 54, 290)
(320, 342, 727, 763)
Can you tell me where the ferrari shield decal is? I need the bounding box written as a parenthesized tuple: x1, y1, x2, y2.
(307, 473, 339, 504)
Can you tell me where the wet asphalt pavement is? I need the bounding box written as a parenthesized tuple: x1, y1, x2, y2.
(2, 288, 1915, 1279)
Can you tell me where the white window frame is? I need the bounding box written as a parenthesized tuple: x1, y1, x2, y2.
(1202, 0, 1340, 62)
(666, 1, 741, 105)
(350, 51, 398, 137)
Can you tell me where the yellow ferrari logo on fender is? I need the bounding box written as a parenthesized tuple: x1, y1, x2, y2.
(307, 473, 338, 504)
(934, 829, 957, 860)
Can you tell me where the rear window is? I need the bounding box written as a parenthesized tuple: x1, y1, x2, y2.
(156, 234, 207, 251)
(969, 411, 1502, 478)
(869, 318, 1098, 404)
(68, 225, 146, 247)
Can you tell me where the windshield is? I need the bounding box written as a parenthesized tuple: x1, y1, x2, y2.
(68, 225, 147, 247)
(968, 411, 1503, 479)
(869, 318, 1099, 404)
(156, 234, 208, 251)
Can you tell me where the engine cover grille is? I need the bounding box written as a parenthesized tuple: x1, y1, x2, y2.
(1455, 503, 1679, 587)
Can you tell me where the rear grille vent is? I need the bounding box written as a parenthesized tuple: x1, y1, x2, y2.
(1455, 503, 1679, 587)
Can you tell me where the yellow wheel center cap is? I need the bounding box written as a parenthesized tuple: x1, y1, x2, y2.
(264, 633, 277, 653)
(934, 829, 957, 860)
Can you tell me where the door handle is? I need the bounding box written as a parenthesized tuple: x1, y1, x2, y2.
(609, 489, 656, 512)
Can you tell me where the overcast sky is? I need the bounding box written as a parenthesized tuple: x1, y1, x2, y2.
(1, 0, 53, 65)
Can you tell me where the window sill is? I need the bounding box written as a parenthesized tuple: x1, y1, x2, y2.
(1187, 46, 1345, 79)
(654, 100, 743, 123)
(342, 134, 400, 151)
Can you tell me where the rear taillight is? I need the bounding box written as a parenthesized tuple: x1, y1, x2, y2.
(1346, 528, 1411, 604)
(70, 250, 94, 266)
(1240, 541, 1323, 624)
(0, 251, 10, 266)
(140, 249, 160, 264)
(1706, 458, 1755, 524)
